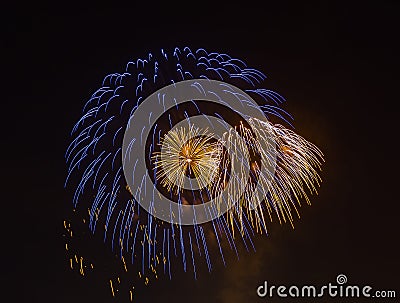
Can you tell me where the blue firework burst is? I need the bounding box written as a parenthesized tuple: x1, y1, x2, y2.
(65, 47, 319, 283)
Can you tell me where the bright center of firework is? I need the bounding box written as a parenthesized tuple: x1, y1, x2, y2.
(179, 140, 210, 177)
(153, 125, 224, 194)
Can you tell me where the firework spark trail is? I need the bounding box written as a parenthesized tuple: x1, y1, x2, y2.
(65, 46, 324, 292)
(218, 117, 324, 231)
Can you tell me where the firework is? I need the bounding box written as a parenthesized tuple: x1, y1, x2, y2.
(152, 125, 223, 195)
(65, 47, 324, 296)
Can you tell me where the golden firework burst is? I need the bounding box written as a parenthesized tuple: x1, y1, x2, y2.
(152, 125, 224, 195)
(152, 119, 324, 235)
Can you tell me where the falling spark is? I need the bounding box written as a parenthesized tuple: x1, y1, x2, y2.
(109, 280, 115, 297)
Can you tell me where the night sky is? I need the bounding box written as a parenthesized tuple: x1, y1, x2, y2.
(12, 2, 399, 302)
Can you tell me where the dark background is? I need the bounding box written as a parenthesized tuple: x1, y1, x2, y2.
(10, 1, 399, 302)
